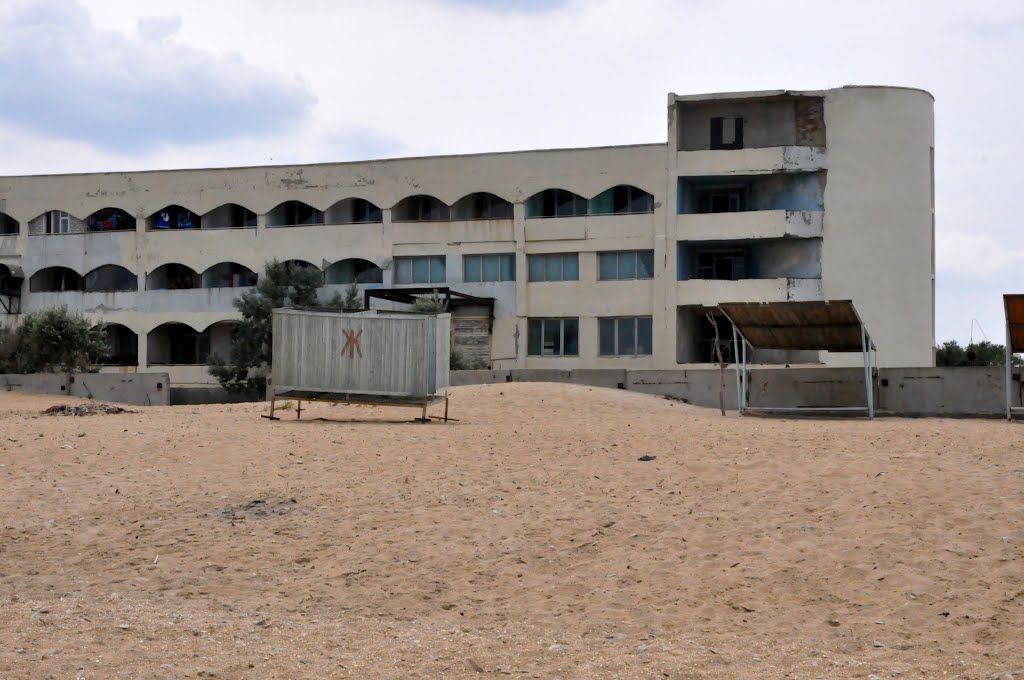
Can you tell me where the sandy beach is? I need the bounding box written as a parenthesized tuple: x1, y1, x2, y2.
(0, 383, 1021, 679)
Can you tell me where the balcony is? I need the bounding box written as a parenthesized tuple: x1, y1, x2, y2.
(675, 277, 822, 305)
(675, 209, 823, 241)
(141, 286, 248, 314)
(676, 145, 826, 176)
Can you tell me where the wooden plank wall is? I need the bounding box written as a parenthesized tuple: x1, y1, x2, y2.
(272, 309, 450, 397)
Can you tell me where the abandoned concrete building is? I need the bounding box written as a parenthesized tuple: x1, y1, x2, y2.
(0, 86, 935, 386)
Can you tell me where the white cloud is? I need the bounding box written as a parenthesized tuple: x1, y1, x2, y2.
(0, 0, 315, 152)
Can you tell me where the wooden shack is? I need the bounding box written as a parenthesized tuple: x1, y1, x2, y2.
(267, 307, 451, 421)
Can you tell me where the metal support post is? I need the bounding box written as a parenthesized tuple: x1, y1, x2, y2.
(1008, 321, 1014, 421)
(862, 325, 874, 420)
(732, 325, 743, 415)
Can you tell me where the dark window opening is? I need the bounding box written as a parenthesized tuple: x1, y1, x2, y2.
(325, 198, 383, 224)
(30, 267, 82, 292)
(203, 204, 257, 229)
(147, 263, 200, 290)
(710, 116, 744, 150)
(0, 212, 17, 235)
(202, 262, 258, 288)
(149, 205, 201, 230)
(393, 195, 449, 222)
(695, 249, 747, 280)
(526, 189, 588, 218)
(86, 208, 135, 232)
(599, 317, 653, 357)
(451, 193, 513, 220)
(527, 318, 579, 356)
(696, 186, 747, 213)
(325, 259, 383, 285)
(590, 185, 654, 215)
(267, 201, 324, 227)
(696, 312, 736, 363)
(98, 325, 138, 366)
(84, 265, 138, 292)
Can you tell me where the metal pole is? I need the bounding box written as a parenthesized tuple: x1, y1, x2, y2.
(862, 324, 873, 419)
(1008, 320, 1013, 421)
(732, 325, 742, 415)
(741, 336, 748, 412)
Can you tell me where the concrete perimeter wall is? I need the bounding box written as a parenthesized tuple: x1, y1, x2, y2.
(0, 372, 170, 406)
(452, 366, 1022, 416)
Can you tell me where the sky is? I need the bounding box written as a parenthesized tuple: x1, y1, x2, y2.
(0, 0, 1021, 345)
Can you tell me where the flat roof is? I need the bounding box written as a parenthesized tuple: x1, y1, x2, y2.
(669, 84, 934, 104)
(0, 142, 666, 181)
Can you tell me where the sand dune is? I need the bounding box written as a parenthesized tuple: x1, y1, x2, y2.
(0, 383, 1021, 679)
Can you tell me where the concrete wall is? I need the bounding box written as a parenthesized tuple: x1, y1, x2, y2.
(0, 372, 170, 406)
(452, 366, 1021, 417)
(821, 87, 935, 368)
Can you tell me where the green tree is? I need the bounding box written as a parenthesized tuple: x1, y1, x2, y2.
(208, 259, 323, 396)
(935, 339, 1022, 367)
(0, 306, 107, 373)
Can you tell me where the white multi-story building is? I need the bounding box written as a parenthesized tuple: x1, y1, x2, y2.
(0, 86, 935, 386)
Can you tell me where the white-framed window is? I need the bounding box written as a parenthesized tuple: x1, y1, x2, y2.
(598, 250, 655, 280)
(394, 255, 446, 284)
(599, 317, 653, 357)
(527, 318, 579, 356)
(463, 253, 515, 282)
(47, 210, 71, 234)
(527, 253, 579, 282)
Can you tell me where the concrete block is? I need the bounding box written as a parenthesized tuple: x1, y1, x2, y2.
(450, 370, 511, 386)
(569, 369, 626, 390)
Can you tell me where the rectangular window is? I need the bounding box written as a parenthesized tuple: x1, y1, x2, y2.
(710, 116, 744, 150)
(597, 250, 655, 281)
(527, 318, 579, 356)
(394, 255, 446, 284)
(463, 253, 515, 282)
(527, 253, 579, 282)
(695, 249, 746, 280)
(598, 317, 653, 357)
(47, 210, 71, 234)
(696, 186, 747, 213)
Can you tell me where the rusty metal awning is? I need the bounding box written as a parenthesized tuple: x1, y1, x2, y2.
(720, 300, 876, 418)
(718, 300, 868, 352)
(364, 287, 495, 331)
(1004, 295, 1024, 353)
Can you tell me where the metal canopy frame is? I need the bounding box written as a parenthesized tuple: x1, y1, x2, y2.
(1004, 294, 1024, 420)
(719, 300, 877, 419)
(364, 287, 496, 332)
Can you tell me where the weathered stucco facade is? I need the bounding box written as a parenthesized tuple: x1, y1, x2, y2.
(0, 86, 935, 385)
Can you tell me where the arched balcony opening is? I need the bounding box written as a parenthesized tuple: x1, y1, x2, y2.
(202, 262, 258, 288)
(324, 198, 383, 225)
(0, 212, 19, 235)
(280, 259, 322, 279)
(202, 203, 257, 230)
(84, 265, 138, 292)
(266, 201, 324, 227)
(325, 258, 383, 285)
(525, 189, 588, 218)
(85, 207, 135, 232)
(451, 192, 513, 220)
(392, 195, 449, 222)
(96, 323, 138, 366)
(147, 322, 210, 365)
(590, 185, 654, 215)
(205, 320, 240, 363)
(28, 210, 86, 235)
(146, 263, 200, 290)
(148, 205, 201, 230)
(30, 266, 82, 292)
